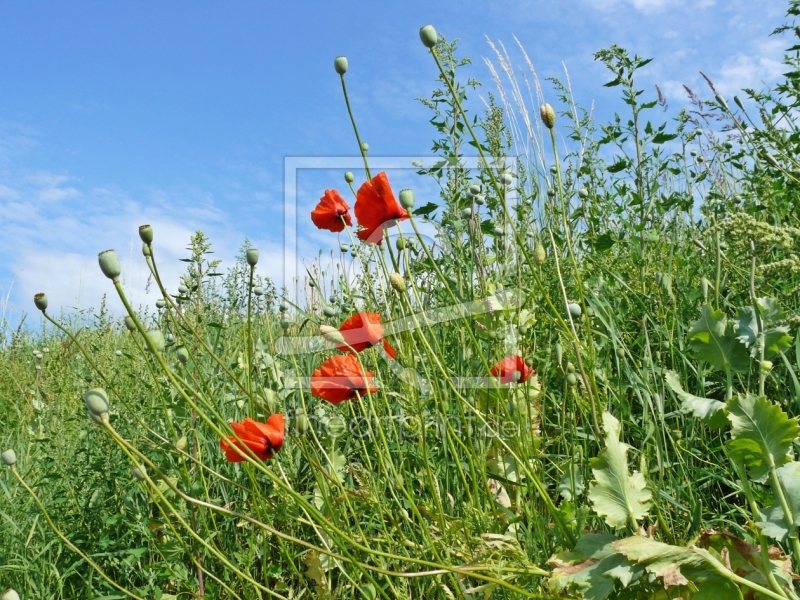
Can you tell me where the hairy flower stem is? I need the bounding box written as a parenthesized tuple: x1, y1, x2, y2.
(246, 263, 255, 416)
(339, 74, 371, 180)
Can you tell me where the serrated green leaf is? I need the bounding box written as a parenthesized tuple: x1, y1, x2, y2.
(727, 394, 800, 482)
(688, 304, 751, 372)
(557, 465, 585, 501)
(612, 536, 706, 588)
(758, 297, 784, 323)
(763, 326, 792, 357)
(735, 306, 759, 348)
(757, 461, 800, 542)
(588, 412, 652, 529)
(665, 371, 727, 428)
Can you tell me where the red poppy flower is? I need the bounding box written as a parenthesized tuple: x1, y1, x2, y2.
(354, 172, 408, 244)
(490, 355, 533, 384)
(311, 189, 352, 232)
(311, 354, 378, 404)
(337, 312, 397, 359)
(220, 415, 285, 462)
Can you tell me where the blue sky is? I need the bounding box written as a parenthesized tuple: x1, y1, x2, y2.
(0, 0, 791, 322)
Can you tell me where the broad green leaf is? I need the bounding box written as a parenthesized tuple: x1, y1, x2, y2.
(757, 461, 800, 542)
(727, 394, 800, 482)
(758, 297, 784, 323)
(588, 412, 652, 529)
(688, 305, 750, 372)
(664, 371, 727, 428)
(763, 326, 792, 357)
(612, 536, 706, 588)
(557, 465, 585, 501)
(734, 306, 758, 348)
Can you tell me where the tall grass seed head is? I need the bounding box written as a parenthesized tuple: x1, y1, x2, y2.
(533, 243, 546, 266)
(1, 449, 16, 467)
(138, 224, 154, 244)
(399, 188, 414, 210)
(34, 292, 48, 311)
(146, 329, 166, 353)
(246, 248, 259, 267)
(98, 249, 121, 281)
(344, 171, 355, 183)
(540, 103, 556, 129)
(84, 388, 109, 416)
(334, 55, 348, 75)
(419, 24, 438, 48)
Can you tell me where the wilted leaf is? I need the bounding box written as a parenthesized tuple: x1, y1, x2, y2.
(727, 394, 800, 482)
(688, 305, 750, 373)
(665, 371, 727, 428)
(588, 412, 652, 530)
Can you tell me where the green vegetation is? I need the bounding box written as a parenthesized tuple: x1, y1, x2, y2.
(3, 4, 800, 599)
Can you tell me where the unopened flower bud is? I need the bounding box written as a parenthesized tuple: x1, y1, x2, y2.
(474, 194, 485, 206)
(142, 243, 151, 257)
(124, 316, 136, 332)
(360, 142, 369, 153)
(146, 330, 165, 353)
(492, 226, 504, 236)
(344, 171, 355, 183)
(98, 249, 121, 281)
(760, 360, 773, 373)
(764, 153, 780, 168)
(469, 183, 481, 196)
(419, 24, 438, 48)
(295, 412, 310, 435)
(1, 449, 17, 467)
(166, 333, 174, 343)
(568, 302, 582, 319)
(340, 243, 349, 253)
(500, 172, 514, 185)
(178, 284, 189, 294)
(540, 103, 556, 129)
(734, 95, 745, 111)
(176, 436, 187, 451)
(246, 248, 259, 267)
(155, 299, 166, 309)
(715, 94, 729, 112)
(334, 56, 348, 75)
(34, 293, 48, 311)
(280, 319, 290, 330)
(533, 243, 546, 266)
(399, 189, 415, 210)
(279, 301, 289, 312)
(319, 324, 345, 345)
(323, 305, 336, 317)
(724, 140, 733, 150)
(84, 387, 109, 416)
(700, 277, 709, 300)
(460, 207, 472, 220)
(253, 286, 264, 296)
(555, 341, 563, 367)
(395, 236, 407, 250)
(578, 188, 589, 199)
(566, 373, 577, 386)
(132, 465, 146, 481)
(138, 224, 153, 244)
(177, 347, 189, 364)
(389, 272, 406, 293)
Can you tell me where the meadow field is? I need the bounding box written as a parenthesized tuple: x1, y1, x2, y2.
(2, 7, 800, 600)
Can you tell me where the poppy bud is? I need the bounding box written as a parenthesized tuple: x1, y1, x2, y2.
(320, 324, 345, 345)
(280, 320, 290, 330)
(124, 316, 136, 332)
(690, 149, 697, 157)
(344, 171, 355, 183)
(1, 589, 20, 600)
(146, 330, 165, 353)
(115, 350, 122, 356)
(474, 194, 485, 206)
(399, 189, 415, 209)
(695, 128, 703, 137)
(34, 292, 48, 311)
(566, 362, 576, 374)
(178, 284, 189, 294)
(1, 449, 16, 467)
(334, 56, 348, 75)
(419, 24, 438, 48)
(85, 388, 109, 416)
(98, 249, 121, 281)
(279, 301, 289, 312)
(700, 277, 709, 300)
(533, 243, 546, 266)
(500, 171, 514, 185)
(360, 142, 369, 153)
(715, 94, 729, 112)
(177, 347, 189, 364)
(340, 243, 349, 253)
(396, 236, 407, 250)
(253, 286, 264, 296)
(734, 95, 745, 111)
(176, 436, 187, 451)
(567, 303, 582, 319)
(295, 412, 310, 435)
(469, 183, 481, 196)
(493, 226, 504, 236)
(555, 341, 563, 367)
(323, 305, 336, 317)
(760, 360, 773, 373)
(166, 333, 174, 343)
(764, 153, 780, 168)
(389, 272, 406, 293)
(155, 299, 166, 309)
(461, 207, 472, 220)
(246, 248, 259, 267)
(566, 373, 577, 386)
(540, 103, 556, 129)
(578, 188, 589, 199)
(132, 465, 146, 481)
(142, 243, 151, 257)
(139, 224, 154, 244)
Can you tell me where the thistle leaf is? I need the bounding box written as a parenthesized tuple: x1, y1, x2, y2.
(588, 412, 652, 530)
(665, 371, 727, 428)
(688, 304, 750, 372)
(727, 394, 800, 482)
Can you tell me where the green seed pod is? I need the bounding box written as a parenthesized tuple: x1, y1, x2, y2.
(98, 249, 121, 281)
(166, 333, 174, 343)
(493, 226, 504, 236)
(142, 242, 151, 257)
(500, 171, 514, 185)
(34, 292, 48, 312)
(764, 153, 780, 168)
(340, 243, 349, 253)
(146, 330, 165, 353)
(547, 188, 557, 199)
(715, 94, 729, 112)
(469, 183, 481, 196)
(389, 272, 406, 293)
(734, 95, 745, 111)
(176, 436, 187, 451)
(469, 358, 482, 370)
(246, 248, 259, 267)
(115, 350, 122, 356)
(395, 236, 407, 250)
(661, 340, 670, 350)
(360, 142, 369, 153)
(124, 316, 136, 332)
(533, 243, 546, 266)
(1, 449, 17, 467)
(566, 373, 577, 386)
(178, 284, 189, 294)
(540, 103, 556, 129)
(344, 171, 355, 183)
(519, 324, 528, 335)
(460, 207, 472, 220)
(323, 305, 336, 317)
(177, 347, 189, 364)
(1, 589, 20, 600)
(696, 154, 705, 163)
(724, 140, 733, 150)
(578, 187, 589, 199)
(555, 342, 563, 367)
(399, 189, 415, 210)
(295, 413, 310, 436)
(84, 387, 109, 416)
(253, 286, 264, 296)
(549, 165, 558, 175)
(672, 429, 682, 441)
(155, 299, 166, 309)
(334, 55, 348, 75)
(474, 194, 485, 206)
(419, 24, 438, 48)
(132, 465, 146, 481)
(138, 224, 154, 244)
(567, 303, 582, 319)
(327, 415, 347, 437)
(690, 149, 697, 157)
(487, 330, 497, 340)
(279, 301, 289, 312)
(280, 320, 290, 330)
(566, 362, 575, 374)
(695, 128, 703, 137)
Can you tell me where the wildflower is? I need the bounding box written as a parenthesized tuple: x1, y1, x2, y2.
(354, 172, 409, 244)
(220, 415, 284, 462)
(311, 354, 377, 404)
(490, 355, 533, 384)
(311, 189, 352, 233)
(337, 312, 396, 358)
